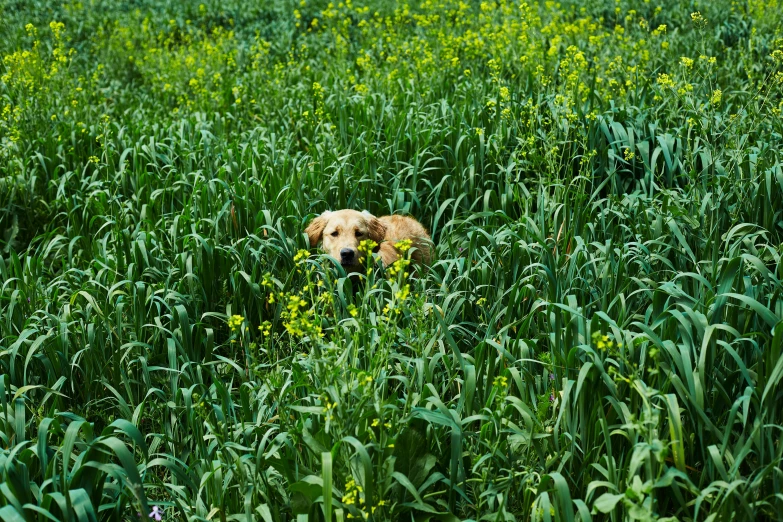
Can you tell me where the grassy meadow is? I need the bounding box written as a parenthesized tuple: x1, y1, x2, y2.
(2, 0, 783, 520)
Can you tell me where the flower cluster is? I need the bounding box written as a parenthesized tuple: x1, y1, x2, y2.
(592, 331, 621, 353)
(493, 375, 508, 388)
(281, 293, 323, 339)
(386, 240, 412, 278)
(258, 321, 272, 336)
(227, 315, 244, 332)
(322, 396, 337, 422)
(342, 478, 366, 518)
(293, 249, 310, 264)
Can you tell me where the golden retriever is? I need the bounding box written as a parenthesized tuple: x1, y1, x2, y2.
(305, 209, 432, 272)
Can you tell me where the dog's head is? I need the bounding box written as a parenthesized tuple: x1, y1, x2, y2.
(305, 209, 386, 271)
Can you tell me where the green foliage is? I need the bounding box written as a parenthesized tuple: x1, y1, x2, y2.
(1, 0, 783, 520)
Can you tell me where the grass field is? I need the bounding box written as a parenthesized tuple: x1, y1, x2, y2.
(2, 0, 783, 520)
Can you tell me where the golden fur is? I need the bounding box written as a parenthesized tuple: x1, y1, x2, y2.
(305, 209, 432, 272)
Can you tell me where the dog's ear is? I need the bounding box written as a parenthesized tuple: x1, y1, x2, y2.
(365, 213, 386, 243)
(305, 211, 331, 247)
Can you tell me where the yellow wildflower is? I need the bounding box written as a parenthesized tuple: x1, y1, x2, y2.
(227, 314, 244, 332)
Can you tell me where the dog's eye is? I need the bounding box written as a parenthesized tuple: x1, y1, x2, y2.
(330, 231, 339, 237)
(355, 231, 363, 237)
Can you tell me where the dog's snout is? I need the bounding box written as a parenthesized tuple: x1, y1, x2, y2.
(340, 248, 355, 262)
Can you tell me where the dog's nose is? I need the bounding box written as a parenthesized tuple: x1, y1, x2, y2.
(340, 248, 355, 262)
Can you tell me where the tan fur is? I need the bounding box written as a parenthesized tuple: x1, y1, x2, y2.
(305, 209, 432, 272)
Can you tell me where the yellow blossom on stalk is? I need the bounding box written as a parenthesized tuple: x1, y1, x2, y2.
(312, 81, 325, 118)
(50, 21, 65, 39)
(357, 239, 378, 256)
(294, 249, 310, 264)
(281, 293, 323, 338)
(258, 321, 272, 336)
(680, 57, 694, 69)
(371, 500, 388, 514)
(387, 255, 410, 278)
(691, 11, 707, 28)
(699, 54, 717, 65)
(710, 89, 722, 105)
(395, 239, 412, 253)
(592, 331, 620, 352)
(651, 24, 666, 36)
(656, 73, 675, 88)
(493, 375, 508, 387)
(342, 478, 366, 514)
(228, 314, 244, 332)
(394, 283, 410, 301)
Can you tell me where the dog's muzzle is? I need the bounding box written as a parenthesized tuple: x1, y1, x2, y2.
(340, 248, 357, 266)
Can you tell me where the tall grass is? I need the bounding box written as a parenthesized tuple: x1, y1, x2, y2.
(1, 0, 783, 520)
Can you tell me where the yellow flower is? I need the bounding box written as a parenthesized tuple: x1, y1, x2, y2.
(227, 314, 244, 332)
(357, 239, 378, 256)
(49, 21, 65, 40)
(293, 249, 310, 263)
(656, 73, 675, 89)
(258, 321, 272, 336)
(690, 11, 707, 28)
(493, 375, 508, 387)
(710, 89, 722, 105)
(394, 284, 410, 301)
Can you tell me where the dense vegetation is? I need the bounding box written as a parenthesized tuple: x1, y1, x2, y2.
(1, 0, 783, 520)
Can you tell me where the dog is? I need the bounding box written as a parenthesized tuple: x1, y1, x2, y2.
(305, 209, 432, 272)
